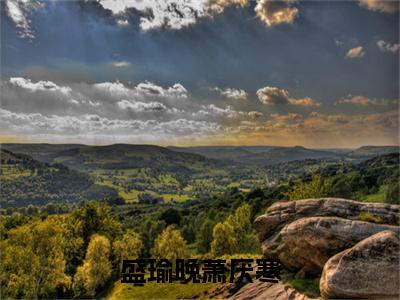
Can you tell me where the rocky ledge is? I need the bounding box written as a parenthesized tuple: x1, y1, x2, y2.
(230, 198, 399, 299)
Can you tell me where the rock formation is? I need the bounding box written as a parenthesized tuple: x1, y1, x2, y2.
(320, 230, 399, 299)
(250, 198, 400, 299)
(261, 216, 399, 274)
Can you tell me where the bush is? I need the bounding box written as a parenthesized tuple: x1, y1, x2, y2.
(385, 181, 399, 204)
(358, 212, 381, 224)
(287, 279, 320, 298)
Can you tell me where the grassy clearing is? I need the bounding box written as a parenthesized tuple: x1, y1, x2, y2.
(0, 165, 31, 179)
(96, 180, 140, 202)
(364, 185, 387, 203)
(162, 194, 192, 202)
(107, 280, 216, 300)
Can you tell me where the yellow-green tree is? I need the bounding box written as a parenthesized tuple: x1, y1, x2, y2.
(0, 218, 70, 299)
(210, 222, 237, 256)
(151, 226, 189, 261)
(285, 175, 332, 200)
(211, 204, 258, 257)
(73, 234, 112, 297)
(113, 230, 143, 272)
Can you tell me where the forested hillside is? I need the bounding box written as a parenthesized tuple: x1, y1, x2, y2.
(0, 149, 116, 208)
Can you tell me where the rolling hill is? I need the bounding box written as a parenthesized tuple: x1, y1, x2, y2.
(0, 149, 117, 208)
(1, 143, 217, 173)
(168, 145, 339, 165)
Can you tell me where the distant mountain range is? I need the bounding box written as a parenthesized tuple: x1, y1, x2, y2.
(168, 145, 399, 165)
(1, 143, 213, 173)
(2, 144, 398, 168)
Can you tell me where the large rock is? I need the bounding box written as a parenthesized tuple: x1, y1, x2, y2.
(229, 281, 310, 300)
(320, 230, 400, 299)
(261, 216, 399, 274)
(254, 198, 400, 242)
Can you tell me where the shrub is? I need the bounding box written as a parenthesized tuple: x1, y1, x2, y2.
(358, 212, 381, 224)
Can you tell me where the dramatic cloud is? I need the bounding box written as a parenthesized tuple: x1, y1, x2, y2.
(377, 40, 400, 54)
(359, 0, 399, 13)
(99, 0, 209, 31)
(6, 0, 300, 38)
(98, 0, 299, 31)
(9, 77, 72, 95)
(1, 77, 262, 143)
(254, 0, 299, 27)
(232, 111, 399, 147)
(337, 95, 397, 106)
(112, 61, 131, 68)
(256, 87, 320, 106)
(208, 0, 248, 13)
(0, 108, 221, 142)
(211, 87, 248, 100)
(4, 0, 42, 39)
(345, 46, 365, 59)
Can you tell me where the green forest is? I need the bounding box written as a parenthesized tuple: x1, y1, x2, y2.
(0, 144, 399, 299)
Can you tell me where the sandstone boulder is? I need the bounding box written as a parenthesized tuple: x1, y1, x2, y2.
(254, 198, 400, 242)
(261, 216, 399, 274)
(229, 281, 310, 300)
(320, 230, 400, 299)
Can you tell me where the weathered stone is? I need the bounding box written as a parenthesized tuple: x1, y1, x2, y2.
(254, 198, 400, 242)
(261, 216, 399, 274)
(320, 230, 400, 299)
(229, 281, 310, 300)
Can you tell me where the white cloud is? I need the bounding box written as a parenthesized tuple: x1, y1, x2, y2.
(112, 61, 131, 67)
(94, 81, 130, 98)
(337, 95, 397, 106)
(5, 0, 39, 39)
(247, 111, 263, 119)
(211, 86, 248, 100)
(359, 0, 399, 13)
(377, 40, 400, 54)
(117, 99, 169, 112)
(254, 0, 298, 27)
(256, 86, 320, 106)
(98, 0, 299, 31)
(117, 19, 129, 26)
(0, 108, 221, 141)
(135, 81, 188, 99)
(197, 104, 237, 118)
(345, 46, 365, 59)
(9, 77, 72, 95)
(99, 0, 210, 31)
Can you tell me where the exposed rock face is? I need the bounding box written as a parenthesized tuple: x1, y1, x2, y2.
(254, 198, 400, 242)
(229, 281, 310, 300)
(320, 230, 400, 299)
(261, 216, 399, 273)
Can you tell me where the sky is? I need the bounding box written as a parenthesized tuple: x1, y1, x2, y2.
(0, 0, 399, 148)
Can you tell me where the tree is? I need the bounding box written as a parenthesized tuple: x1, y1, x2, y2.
(65, 201, 122, 274)
(159, 208, 181, 226)
(227, 204, 258, 253)
(196, 219, 214, 254)
(0, 218, 70, 299)
(140, 219, 166, 257)
(73, 234, 112, 297)
(151, 226, 189, 262)
(210, 204, 258, 257)
(285, 175, 332, 200)
(385, 180, 399, 204)
(113, 230, 143, 272)
(210, 222, 237, 256)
